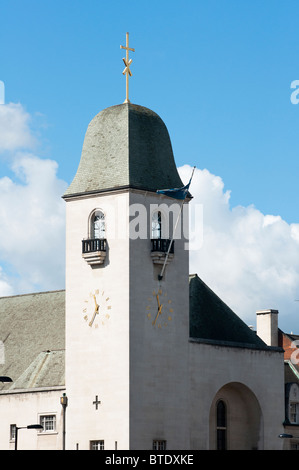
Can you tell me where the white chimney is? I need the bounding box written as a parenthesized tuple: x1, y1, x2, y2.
(256, 309, 279, 346)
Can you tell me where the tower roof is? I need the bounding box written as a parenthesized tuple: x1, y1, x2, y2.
(63, 103, 184, 198)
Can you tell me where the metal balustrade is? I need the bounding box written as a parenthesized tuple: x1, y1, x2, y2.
(151, 239, 174, 254)
(82, 238, 107, 253)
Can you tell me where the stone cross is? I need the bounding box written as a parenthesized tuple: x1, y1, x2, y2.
(93, 395, 101, 410)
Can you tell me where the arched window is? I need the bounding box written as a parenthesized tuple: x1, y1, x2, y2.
(216, 400, 227, 450)
(152, 211, 162, 239)
(92, 211, 105, 239)
(290, 402, 299, 424)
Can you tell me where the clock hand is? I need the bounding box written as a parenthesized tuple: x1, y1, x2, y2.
(89, 296, 99, 326)
(93, 294, 99, 310)
(152, 294, 163, 326)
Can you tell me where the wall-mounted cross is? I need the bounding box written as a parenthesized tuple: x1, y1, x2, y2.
(93, 395, 101, 410)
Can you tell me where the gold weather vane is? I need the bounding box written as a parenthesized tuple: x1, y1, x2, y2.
(120, 32, 135, 103)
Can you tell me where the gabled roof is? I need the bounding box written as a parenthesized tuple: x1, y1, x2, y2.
(0, 290, 65, 391)
(284, 361, 299, 385)
(189, 274, 269, 349)
(10, 350, 65, 390)
(279, 329, 299, 378)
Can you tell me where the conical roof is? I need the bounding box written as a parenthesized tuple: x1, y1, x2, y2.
(64, 103, 183, 198)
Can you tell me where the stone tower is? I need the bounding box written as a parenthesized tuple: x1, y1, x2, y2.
(63, 103, 190, 450)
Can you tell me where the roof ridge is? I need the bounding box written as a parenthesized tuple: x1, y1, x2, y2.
(0, 289, 65, 300)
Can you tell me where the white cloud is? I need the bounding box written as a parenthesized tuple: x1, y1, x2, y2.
(0, 103, 67, 295)
(0, 103, 36, 152)
(0, 154, 67, 294)
(0, 267, 13, 297)
(0, 102, 298, 333)
(179, 165, 299, 331)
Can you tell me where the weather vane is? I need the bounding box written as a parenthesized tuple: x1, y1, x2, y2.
(120, 32, 135, 103)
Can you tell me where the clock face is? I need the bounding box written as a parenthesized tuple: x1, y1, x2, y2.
(82, 289, 111, 328)
(146, 287, 173, 329)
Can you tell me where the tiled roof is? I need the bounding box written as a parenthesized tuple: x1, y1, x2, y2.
(0, 290, 65, 391)
(64, 103, 184, 198)
(284, 361, 299, 385)
(189, 274, 269, 349)
(279, 329, 299, 378)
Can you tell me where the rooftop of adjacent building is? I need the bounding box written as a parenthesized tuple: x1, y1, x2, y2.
(0, 289, 65, 391)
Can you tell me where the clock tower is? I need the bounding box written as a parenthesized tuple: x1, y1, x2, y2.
(63, 103, 191, 450)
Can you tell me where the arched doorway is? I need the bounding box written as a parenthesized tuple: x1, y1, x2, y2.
(209, 382, 263, 450)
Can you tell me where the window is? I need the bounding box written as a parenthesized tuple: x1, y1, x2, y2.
(290, 403, 299, 424)
(290, 441, 299, 450)
(152, 211, 162, 239)
(10, 424, 16, 441)
(216, 400, 227, 450)
(153, 440, 167, 450)
(90, 440, 104, 450)
(40, 415, 56, 432)
(82, 210, 107, 263)
(92, 211, 105, 239)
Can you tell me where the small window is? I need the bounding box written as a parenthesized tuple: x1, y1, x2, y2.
(291, 441, 299, 450)
(152, 211, 162, 239)
(153, 440, 167, 450)
(290, 403, 299, 424)
(216, 400, 227, 450)
(40, 415, 56, 432)
(10, 424, 16, 441)
(92, 211, 105, 239)
(90, 440, 105, 450)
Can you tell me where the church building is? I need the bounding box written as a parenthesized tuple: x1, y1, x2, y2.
(0, 38, 287, 449)
(0, 100, 286, 450)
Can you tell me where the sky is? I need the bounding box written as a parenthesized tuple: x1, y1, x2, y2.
(0, 0, 299, 332)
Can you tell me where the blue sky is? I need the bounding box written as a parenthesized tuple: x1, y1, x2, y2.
(1, 0, 299, 222)
(1, 0, 299, 331)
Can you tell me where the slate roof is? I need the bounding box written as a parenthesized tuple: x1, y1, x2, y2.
(0, 290, 65, 391)
(64, 103, 184, 198)
(189, 274, 269, 349)
(284, 362, 299, 385)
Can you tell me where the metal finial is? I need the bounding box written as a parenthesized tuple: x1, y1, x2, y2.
(120, 32, 135, 103)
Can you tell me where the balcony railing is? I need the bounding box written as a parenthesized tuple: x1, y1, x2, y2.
(151, 238, 174, 254)
(82, 238, 107, 266)
(82, 238, 107, 254)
